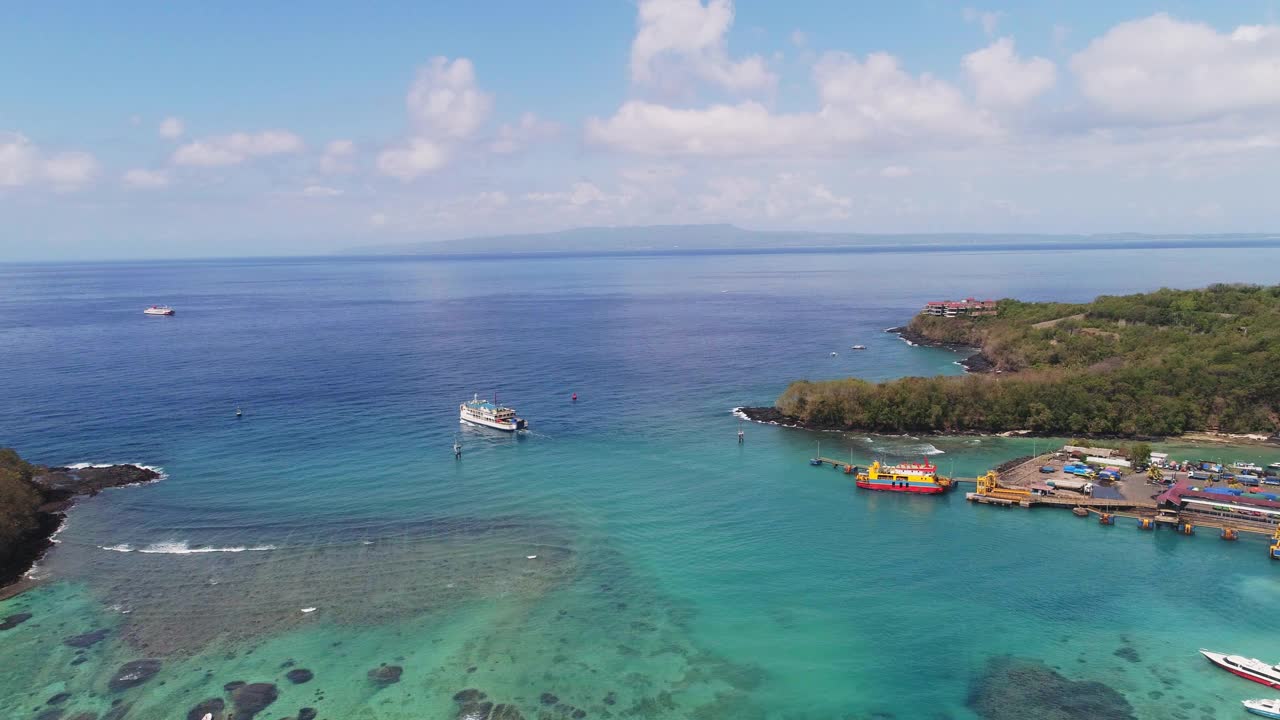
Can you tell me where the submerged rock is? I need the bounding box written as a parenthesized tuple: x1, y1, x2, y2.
(0, 612, 32, 630)
(1114, 646, 1141, 664)
(222, 680, 245, 692)
(108, 659, 162, 691)
(453, 689, 487, 704)
(457, 701, 493, 720)
(297, 709, 317, 720)
(47, 692, 72, 705)
(603, 692, 616, 706)
(285, 668, 313, 684)
(229, 682, 278, 719)
(490, 705, 524, 720)
(540, 692, 559, 705)
(185, 698, 224, 720)
(967, 656, 1135, 720)
(64, 628, 110, 648)
(101, 703, 130, 720)
(367, 664, 402, 686)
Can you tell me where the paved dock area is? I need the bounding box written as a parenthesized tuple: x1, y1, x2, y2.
(989, 452, 1162, 509)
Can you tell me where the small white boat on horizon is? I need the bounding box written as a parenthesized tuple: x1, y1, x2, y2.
(850, 345, 867, 350)
(143, 305, 175, 316)
(1244, 699, 1280, 719)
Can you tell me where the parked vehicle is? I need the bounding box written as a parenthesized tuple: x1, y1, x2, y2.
(1063, 463, 1097, 478)
(1039, 465, 1056, 474)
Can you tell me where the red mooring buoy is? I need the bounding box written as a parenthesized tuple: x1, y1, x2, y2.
(571, 393, 578, 401)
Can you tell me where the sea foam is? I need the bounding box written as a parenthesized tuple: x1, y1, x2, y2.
(65, 461, 169, 483)
(99, 541, 276, 555)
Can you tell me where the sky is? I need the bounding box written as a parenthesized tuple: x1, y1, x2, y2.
(3, 0, 1280, 260)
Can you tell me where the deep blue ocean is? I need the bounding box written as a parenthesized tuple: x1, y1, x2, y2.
(3, 245, 1280, 720)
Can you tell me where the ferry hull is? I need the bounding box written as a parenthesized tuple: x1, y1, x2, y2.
(856, 479, 948, 494)
(460, 416, 526, 432)
(1202, 650, 1280, 690)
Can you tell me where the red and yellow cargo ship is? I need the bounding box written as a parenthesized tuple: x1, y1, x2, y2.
(855, 460, 953, 494)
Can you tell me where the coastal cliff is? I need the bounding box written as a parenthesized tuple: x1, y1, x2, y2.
(751, 285, 1280, 438)
(0, 449, 160, 595)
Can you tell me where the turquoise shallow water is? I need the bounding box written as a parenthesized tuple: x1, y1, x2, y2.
(3, 247, 1280, 719)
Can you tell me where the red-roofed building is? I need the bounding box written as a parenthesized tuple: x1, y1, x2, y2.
(923, 298, 999, 317)
(1156, 480, 1280, 530)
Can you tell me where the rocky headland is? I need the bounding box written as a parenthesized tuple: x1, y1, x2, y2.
(886, 325, 992, 372)
(0, 450, 161, 597)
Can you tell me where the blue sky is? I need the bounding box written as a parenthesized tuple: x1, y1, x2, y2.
(3, 1, 1280, 259)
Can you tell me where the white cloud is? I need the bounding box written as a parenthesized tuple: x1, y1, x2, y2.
(963, 8, 1003, 37)
(299, 185, 343, 197)
(790, 30, 808, 48)
(0, 132, 97, 189)
(406, 57, 493, 139)
(42, 152, 98, 187)
(376, 139, 448, 181)
(631, 0, 775, 93)
(880, 165, 913, 178)
(525, 182, 632, 212)
(0, 133, 39, 187)
(369, 212, 389, 227)
(122, 168, 170, 189)
(320, 139, 356, 174)
(377, 56, 501, 179)
(490, 112, 559, 154)
(172, 130, 303, 166)
(159, 116, 184, 139)
(589, 50, 998, 156)
(697, 173, 853, 220)
(1071, 14, 1280, 123)
(963, 38, 1056, 107)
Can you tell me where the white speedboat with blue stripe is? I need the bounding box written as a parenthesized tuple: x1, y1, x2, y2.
(1244, 699, 1280, 718)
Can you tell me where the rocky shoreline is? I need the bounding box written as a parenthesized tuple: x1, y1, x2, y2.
(0, 463, 161, 598)
(736, 406, 1182, 442)
(885, 326, 993, 372)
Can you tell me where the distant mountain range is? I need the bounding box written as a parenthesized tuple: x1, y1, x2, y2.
(346, 224, 1280, 257)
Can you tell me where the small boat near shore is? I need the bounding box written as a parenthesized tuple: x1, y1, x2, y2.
(1245, 699, 1280, 719)
(143, 305, 175, 316)
(1200, 649, 1280, 689)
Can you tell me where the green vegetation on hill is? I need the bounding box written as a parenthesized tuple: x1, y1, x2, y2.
(0, 449, 42, 561)
(777, 284, 1280, 436)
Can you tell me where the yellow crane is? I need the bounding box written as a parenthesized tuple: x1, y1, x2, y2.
(975, 471, 1031, 501)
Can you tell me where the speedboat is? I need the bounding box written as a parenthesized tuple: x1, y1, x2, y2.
(143, 305, 175, 316)
(850, 345, 867, 350)
(1200, 650, 1280, 689)
(1269, 462, 1280, 470)
(1244, 699, 1280, 718)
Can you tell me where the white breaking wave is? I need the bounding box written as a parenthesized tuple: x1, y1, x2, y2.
(65, 461, 169, 482)
(99, 541, 276, 555)
(731, 407, 749, 421)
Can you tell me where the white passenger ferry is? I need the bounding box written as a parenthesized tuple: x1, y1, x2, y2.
(143, 305, 175, 316)
(459, 394, 527, 432)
